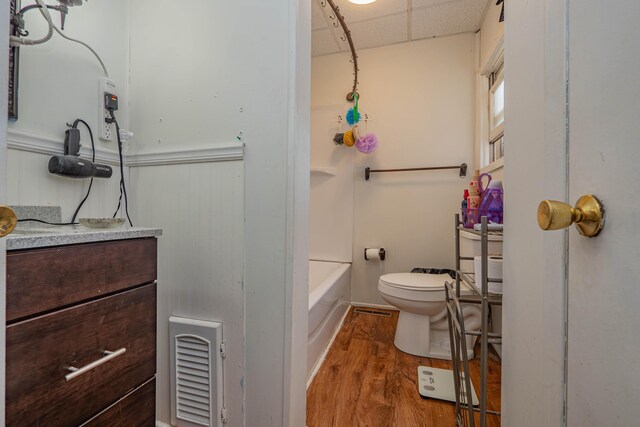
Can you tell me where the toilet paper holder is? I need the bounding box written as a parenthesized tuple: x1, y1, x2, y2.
(364, 248, 386, 261)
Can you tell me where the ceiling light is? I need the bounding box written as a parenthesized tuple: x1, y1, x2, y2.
(349, 0, 376, 4)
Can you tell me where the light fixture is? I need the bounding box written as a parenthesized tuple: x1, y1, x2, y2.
(348, 0, 376, 4)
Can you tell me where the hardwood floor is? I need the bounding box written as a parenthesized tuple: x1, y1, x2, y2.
(307, 307, 502, 427)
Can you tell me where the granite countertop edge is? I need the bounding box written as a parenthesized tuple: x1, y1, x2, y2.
(7, 227, 163, 251)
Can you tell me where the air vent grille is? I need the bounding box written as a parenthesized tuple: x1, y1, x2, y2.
(170, 317, 224, 427)
(176, 336, 211, 426)
(353, 307, 392, 317)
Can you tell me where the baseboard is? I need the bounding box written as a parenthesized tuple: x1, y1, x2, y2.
(351, 301, 399, 311)
(156, 422, 172, 427)
(306, 306, 350, 390)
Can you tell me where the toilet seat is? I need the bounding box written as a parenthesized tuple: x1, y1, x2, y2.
(379, 273, 452, 291)
(378, 273, 471, 302)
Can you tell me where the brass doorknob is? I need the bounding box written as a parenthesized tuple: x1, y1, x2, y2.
(0, 206, 17, 238)
(537, 195, 604, 237)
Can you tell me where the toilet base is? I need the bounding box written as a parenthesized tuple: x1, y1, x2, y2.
(394, 311, 431, 357)
(394, 311, 477, 360)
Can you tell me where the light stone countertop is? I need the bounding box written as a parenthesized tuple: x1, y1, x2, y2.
(7, 224, 162, 250)
(6, 205, 162, 250)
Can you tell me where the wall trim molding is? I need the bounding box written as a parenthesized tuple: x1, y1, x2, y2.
(7, 129, 245, 167)
(127, 143, 245, 167)
(7, 128, 121, 165)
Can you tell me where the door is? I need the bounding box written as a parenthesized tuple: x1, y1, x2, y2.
(566, 1, 640, 425)
(0, 2, 9, 424)
(505, 1, 640, 426)
(0, 2, 10, 422)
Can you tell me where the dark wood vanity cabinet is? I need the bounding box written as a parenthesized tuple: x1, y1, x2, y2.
(5, 238, 158, 427)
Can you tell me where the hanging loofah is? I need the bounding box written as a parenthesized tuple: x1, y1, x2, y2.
(356, 133, 379, 154)
(352, 125, 361, 141)
(333, 133, 344, 145)
(343, 130, 355, 147)
(346, 108, 360, 126)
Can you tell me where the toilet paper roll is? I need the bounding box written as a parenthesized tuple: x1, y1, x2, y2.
(474, 255, 503, 294)
(364, 248, 386, 261)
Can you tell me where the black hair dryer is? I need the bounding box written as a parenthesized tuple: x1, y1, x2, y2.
(48, 156, 112, 179)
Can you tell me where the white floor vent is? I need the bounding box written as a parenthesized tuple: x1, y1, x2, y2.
(170, 317, 225, 427)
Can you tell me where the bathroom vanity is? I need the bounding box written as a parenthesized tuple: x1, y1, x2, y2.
(5, 221, 161, 426)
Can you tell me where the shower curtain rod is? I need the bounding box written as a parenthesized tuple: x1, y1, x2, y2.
(365, 163, 468, 181)
(321, 0, 359, 101)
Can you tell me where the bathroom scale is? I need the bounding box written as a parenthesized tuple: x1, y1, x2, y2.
(418, 366, 479, 406)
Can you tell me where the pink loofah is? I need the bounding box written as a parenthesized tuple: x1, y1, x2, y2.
(355, 133, 378, 154)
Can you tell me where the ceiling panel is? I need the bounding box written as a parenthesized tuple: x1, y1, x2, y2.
(412, 0, 472, 8)
(311, 0, 491, 56)
(349, 13, 409, 50)
(331, 0, 408, 23)
(411, 0, 486, 40)
(312, 28, 342, 56)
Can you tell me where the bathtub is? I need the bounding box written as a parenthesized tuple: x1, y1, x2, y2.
(307, 260, 351, 384)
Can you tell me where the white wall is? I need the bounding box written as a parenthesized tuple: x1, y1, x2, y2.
(129, 161, 244, 425)
(7, 0, 129, 220)
(128, 1, 310, 426)
(313, 34, 476, 305)
(309, 105, 354, 263)
(128, 1, 235, 153)
(10, 0, 130, 138)
(127, 2, 247, 424)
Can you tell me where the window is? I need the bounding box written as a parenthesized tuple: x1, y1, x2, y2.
(488, 64, 504, 164)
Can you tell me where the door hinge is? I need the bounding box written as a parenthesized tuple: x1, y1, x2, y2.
(221, 406, 228, 424)
(220, 341, 227, 359)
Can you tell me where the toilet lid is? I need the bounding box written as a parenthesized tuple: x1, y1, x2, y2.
(379, 273, 451, 291)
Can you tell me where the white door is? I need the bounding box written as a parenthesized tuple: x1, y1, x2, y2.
(0, 1, 11, 421)
(504, 1, 640, 426)
(566, 1, 640, 425)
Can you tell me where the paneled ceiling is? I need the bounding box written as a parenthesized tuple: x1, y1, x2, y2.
(312, 0, 491, 56)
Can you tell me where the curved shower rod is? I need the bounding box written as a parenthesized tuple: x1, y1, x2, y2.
(321, 0, 359, 102)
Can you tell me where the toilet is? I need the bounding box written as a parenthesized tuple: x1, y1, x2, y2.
(378, 272, 481, 359)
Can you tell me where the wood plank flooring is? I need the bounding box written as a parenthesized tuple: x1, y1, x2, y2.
(307, 307, 502, 427)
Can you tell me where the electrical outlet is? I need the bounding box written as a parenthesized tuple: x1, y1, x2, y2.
(99, 77, 116, 141)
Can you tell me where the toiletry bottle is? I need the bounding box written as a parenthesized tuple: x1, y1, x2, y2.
(462, 189, 469, 225)
(469, 170, 480, 195)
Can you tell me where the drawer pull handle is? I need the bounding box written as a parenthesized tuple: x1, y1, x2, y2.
(65, 348, 127, 381)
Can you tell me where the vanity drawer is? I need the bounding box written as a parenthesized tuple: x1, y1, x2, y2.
(6, 284, 157, 427)
(7, 238, 157, 322)
(82, 378, 156, 426)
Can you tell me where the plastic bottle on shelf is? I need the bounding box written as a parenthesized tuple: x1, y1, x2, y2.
(462, 189, 469, 226)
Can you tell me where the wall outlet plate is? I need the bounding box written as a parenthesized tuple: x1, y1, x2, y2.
(99, 77, 116, 141)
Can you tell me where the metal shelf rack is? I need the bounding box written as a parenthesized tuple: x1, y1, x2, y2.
(446, 214, 503, 427)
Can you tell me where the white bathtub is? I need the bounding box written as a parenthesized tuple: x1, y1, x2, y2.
(307, 260, 351, 383)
